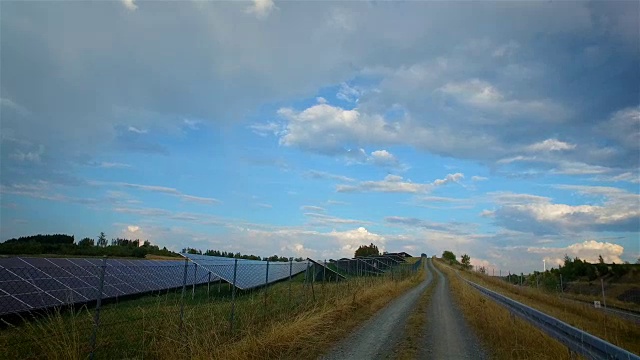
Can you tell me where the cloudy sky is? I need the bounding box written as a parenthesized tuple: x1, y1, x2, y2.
(1, 0, 638, 273)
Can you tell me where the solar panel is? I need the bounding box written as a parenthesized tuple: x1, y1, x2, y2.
(0, 257, 217, 316)
(182, 254, 309, 290)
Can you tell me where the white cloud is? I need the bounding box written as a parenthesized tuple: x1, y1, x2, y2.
(127, 225, 140, 233)
(432, 172, 464, 186)
(128, 126, 147, 134)
(99, 162, 131, 169)
(527, 240, 625, 265)
(304, 212, 372, 226)
(471, 176, 488, 182)
(121, 0, 137, 11)
(336, 82, 361, 103)
(304, 170, 355, 183)
(245, 0, 276, 19)
(10, 145, 44, 163)
(526, 139, 576, 152)
(300, 205, 326, 212)
(1, 97, 30, 116)
(180, 194, 222, 205)
(369, 149, 400, 168)
(337, 173, 464, 193)
(316, 97, 327, 104)
(438, 79, 569, 121)
(489, 188, 640, 234)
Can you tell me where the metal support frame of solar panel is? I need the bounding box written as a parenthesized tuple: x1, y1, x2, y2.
(306, 258, 347, 282)
(181, 253, 309, 290)
(0, 257, 213, 316)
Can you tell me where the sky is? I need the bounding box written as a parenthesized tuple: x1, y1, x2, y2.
(1, 0, 639, 274)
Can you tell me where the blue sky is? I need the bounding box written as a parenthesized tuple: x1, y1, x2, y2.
(1, 0, 638, 273)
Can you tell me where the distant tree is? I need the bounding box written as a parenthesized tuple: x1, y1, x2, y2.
(479, 266, 486, 274)
(461, 254, 471, 270)
(78, 237, 94, 247)
(354, 243, 380, 257)
(636, 257, 640, 265)
(96, 232, 108, 247)
(598, 254, 605, 264)
(442, 250, 457, 264)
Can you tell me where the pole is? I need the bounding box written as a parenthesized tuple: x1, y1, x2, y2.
(323, 259, 326, 286)
(89, 256, 107, 360)
(288, 258, 292, 308)
(207, 272, 211, 298)
(192, 263, 197, 300)
(179, 258, 188, 334)
(601, 278, 607, 309)
(229, 258, 238, 332)
(560, 274, 563, 293)
(264, 260, 269, 309)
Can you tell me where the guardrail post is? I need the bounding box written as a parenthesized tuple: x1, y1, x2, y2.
(89, 256, 107, 360)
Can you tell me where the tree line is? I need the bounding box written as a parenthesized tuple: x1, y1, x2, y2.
(0, 233, 178, 258)
(182, 247, 305, 262)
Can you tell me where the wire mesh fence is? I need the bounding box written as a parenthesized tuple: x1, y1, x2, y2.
(0, 255, 423, 359)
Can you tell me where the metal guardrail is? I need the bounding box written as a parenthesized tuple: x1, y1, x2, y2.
(462, 277, 639, 360)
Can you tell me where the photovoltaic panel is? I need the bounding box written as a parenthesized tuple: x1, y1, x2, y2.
(182, 254, 309, 290)
(0, 257, 216, 316)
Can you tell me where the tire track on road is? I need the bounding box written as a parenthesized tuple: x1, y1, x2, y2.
(320, 260, 433, 360)
(420, 259, 488, 359)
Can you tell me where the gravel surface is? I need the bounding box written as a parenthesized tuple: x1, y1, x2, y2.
(419, 259, 488, 359)
(320, 261, 433, 360)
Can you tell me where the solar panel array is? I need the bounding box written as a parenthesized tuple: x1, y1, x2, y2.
(0, 257, 211, 316)
(181, 254, 309, 290)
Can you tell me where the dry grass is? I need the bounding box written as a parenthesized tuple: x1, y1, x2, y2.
(0, 271, 423, 359)
(436, 260, 576, 360)
(451, 263, 640, 356)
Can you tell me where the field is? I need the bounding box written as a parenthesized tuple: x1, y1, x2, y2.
(0, 259, 423, 359)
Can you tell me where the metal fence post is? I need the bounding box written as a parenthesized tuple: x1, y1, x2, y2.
(179, 258, 188, 334)
(288, 258, 293, 308)
(264, 260, 269, 310)
(229, 258, 238, 332)
(89, 256, 107, 360)
(207, 272, 211, 299)
(192, 263, 197, 300)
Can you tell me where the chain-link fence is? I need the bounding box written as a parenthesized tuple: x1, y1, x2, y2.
(0, 255, 423, 359)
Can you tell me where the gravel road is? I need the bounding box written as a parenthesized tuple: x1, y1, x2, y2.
(420, 258, 488, 359)
(320, 261, 433, 360)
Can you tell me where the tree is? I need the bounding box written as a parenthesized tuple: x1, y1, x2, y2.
(354, 243, 380, 257)
(461, 254, 471, 270)
(479, 266, 486, 274)
(96, 232, 108, 247)
(442, 250, 456, 264)
(78, 237, 94, 247)
(598, 254, 605, 264)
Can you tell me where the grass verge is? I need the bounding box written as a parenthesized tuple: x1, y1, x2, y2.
(0, 270, 423, 359)
(436, 260, 576, 359)
(451, 261, 640, 356)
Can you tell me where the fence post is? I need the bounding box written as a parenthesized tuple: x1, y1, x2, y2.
(229, 258, 238, 333)
(89, 256, 107, 360)
(264, 260, 269, 310)
(179, 258, 188, 334)
(323, 260, 326, 287)
(192, 263, 197, 300)
(310, 263, 316, 302)
(207, 272, 211, 299)
(601, 278, 607, 309)
(560, 274, 563, 293)
(288, 258, 292, 308)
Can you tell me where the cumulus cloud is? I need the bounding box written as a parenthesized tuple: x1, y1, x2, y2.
(527, 240, 625, 266)
(337, 173, 464, 193)
(369, 150, 400, 168)
(488, 188, 640, 234)
(121, 0, 137, 11)
(526, 139, 576, 152)
(245, 0, 275, 19)
(304, 170, 355, 183)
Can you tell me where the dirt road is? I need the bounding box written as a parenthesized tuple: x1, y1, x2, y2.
(420, 258, 488, 359)
(320, 261, 433, 360)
